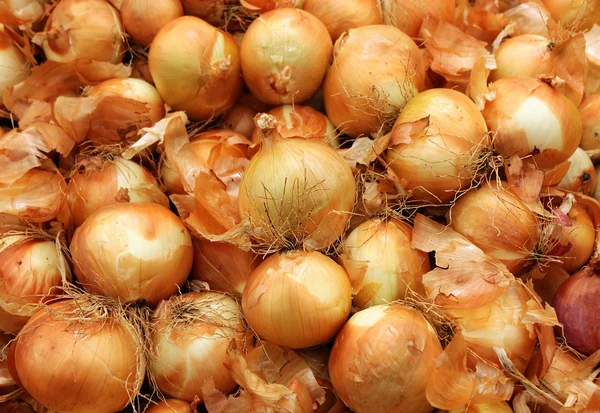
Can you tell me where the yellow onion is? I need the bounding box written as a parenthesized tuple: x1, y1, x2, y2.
(240, 0, 303, 13)
(594, 165, 600, 200)
(149, 16, 242, 121)
(584, 25, 600, 96)
(557, 148, 596, 196)
(449, 183, 540, 273)
(541, 0, 600, 30)
(554, 202, 595, 273)
(146, 399, 193, 413)
(0, 0, 48, 25)
(0, 332, 17, 395)
(342, 218, 430, 309)
(579, 93, 600, 150)
(240, 8, 332, 105)
(324, 25, 426, 138)
(482, 77, 581, 169)
(386, 88, 489, 203)
(0, 36, 30, 106)
(450, 402, 513, 413)
(149, 292, 243, 402)
(329, 304, 442, 413)
(239, 114, 355, 250)
(67, 156, 169, 228)
(303, 0, 383, 42)
(70, 203, 193, 305)
(41, 0, 125, 63)
(191, 239, 261, 295)
(242, 250, 352, 349)
(492, 35, 554, 81)
(220, 103, 257, 139)
(381, 0, 455, 40)
(121, 0, 183, 47)
(8, 299, 145, 413)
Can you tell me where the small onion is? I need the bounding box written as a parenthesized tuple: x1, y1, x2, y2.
(381, 0, 455, 40)
(324, 25, 426, 138)
(0, 37, 30, 106)
(70, 203, 193, 306)
(555, 202, 595, 273)
(242, 250, 352, 349)
(482, 77, 581, 169)
(342, 218, 430, 309)
(553, 265, 600, 355)
(0, 0, 48, 25)
(146, 399, 192, 413)
(579, 93, 600, 150)
(221, 103, 257, 139)
(121, 0, 183, 47)
(240, 0, 303, 13)
(450, 402, 513, 413)
(491, 34, 554, 82)
(541, 0, 600, 30)
(329, 304, 442, 413)
(303, 0, 383, 42)
(240, 8, 333, 105)
(557, 148, 596, 196)
(386, 88, 489, 203)
(149, 16, 242, 121)
(42, 0, 125, 63)
(149, 292, 243, 402)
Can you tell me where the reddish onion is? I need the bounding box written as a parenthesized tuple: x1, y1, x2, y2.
(380, 0, 455, 40)
(121, 0, 183, 47)
(579, 93, 600, 150)
(146, 399, 193, 413)
(70, 203, 193, 305)
(242, 250, 352, 349)
(557, 148, 596, 196)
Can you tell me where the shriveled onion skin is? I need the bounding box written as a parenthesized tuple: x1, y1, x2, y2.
(121, 0, 183, 47)
(381, 0, 455, 39)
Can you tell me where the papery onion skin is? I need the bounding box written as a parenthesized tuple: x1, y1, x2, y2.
(150, 292, 242, 402)
(9, 300, 144, 413)
(70, 203, 193, 306)
(541, 0, 600, 30)
(121, 0, 183, 47)
(0, 37, 31, 106)
(324, 25, 426, 138)
(553, 266, 600, 355)
(149, 16, 242, 121)
(387, 88, 489, 203)
(146, 399, 191, 413)
(240, 8, 333, 105)
(42, 0, 125, 64)
(482, 77, 581, 169)
(557, 148, 596, 196)
(556, 203, 595, 273)
(242, 250, 352, 349)
(579, 93, 600, 150)
(380, 0, 455, 40)
(303, 0, 383, 42)
(329, 304, 442, 413)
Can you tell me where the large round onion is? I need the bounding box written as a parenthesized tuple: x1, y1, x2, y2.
(0, 37, 30, 106)
(240, 8, 333, 105)
(329, 304, 442, 413)
(342, 218, 429, 309)
(482, 77, 581, 169)
(67, 156, 169, 227)
(557, 148, 596, 196)
(149, 292, 243, 402)
(149, 16, 242, 121)
(541, 0, 600, 30)
(70, 203, 193, 306)
(449, 184, 540, 273)
(579, 93, 600, 150)
(9, 299, 145, 413)
(146, 399, 192, 413)
(386, 88, 489, 203)
(242, 250, 352, 349)
(42, 0, 125, 63)
(121, 0, 183, 47)
(380, 0, 455, 40)
(324, 25, 426, 138)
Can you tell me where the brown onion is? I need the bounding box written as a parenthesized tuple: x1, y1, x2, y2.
(541, 0, 600, 30)
(121, 0, 183, 47)
(381, 0, 455, 40)
(146, 399, 193, 413)
(0, 36, 31, 106)
(557, 148, 596, 196)
(579, 93, 600, 150)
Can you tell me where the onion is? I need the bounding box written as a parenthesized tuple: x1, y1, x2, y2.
(554, 202, 596, 273)
(381, 0, 455, 40)
(242, 250, 352, 349)
(303, 0, 383, 42)
(541, 0, 600, 30)
(220, 103, 257, 139)
(149, 16, 242, 121)
(239, 114, 355, 250)
(70, 203, 193, 306)
(449, 183, 540, 273)
(579, 93, 600, 150)
(0, 36, 31, 106)
(8, 299, 145, 413)
(584, 25, 600, 96)
(482, 77, 581, 169)
(594, 165, 600, 200)
(67, 156, 169, 228)
(329, 304, 442, 413)
(386, 88, 489, 203)
(146, 399, 193, 413)
(121, 0, 183, 47)
(557, 148, 596, 196)
(503, 2, 560, 37)
(41, 0, 125, 63)
(553, 265, 600, 354)
(178, 0, 230, 27)
(341, 218, 430, 309)
(449, 402, 513, 413)
(0, 0, 47, 25)
(240, 8, 332, 105)
(240, 0, 303, 13)
(149, 292, 243, 402)
(324, 25, 426, 138)
(0, 332, 17, 395)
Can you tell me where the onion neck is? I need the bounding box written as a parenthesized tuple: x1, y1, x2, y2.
(253, 113, 282, 151)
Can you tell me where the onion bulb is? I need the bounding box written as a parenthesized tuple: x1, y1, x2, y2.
(482, 77, 581, 169)
(557, 148, 596, 196)
(450, 402, 513, 413)
(342, 218, 430, 309)
(41, 0, 125, 63)
(240, 0, 303, 13)
(492, 35, 554, 82)
(303, 0, 383, 42)
(381, 0, 455, 40)
(146, 399, 193, 413)
(67, 156, 169, 228)
(554, 202, 595, 273)
(240, 8, 333, 105)
(239, 114, 355, 250)
(121, 0, 183, 47)
(554, 265, 600, 354)
(0, 0, 48, 25)
(149, 292, 243, 402)
(585, 25, 600, 96)
(579, 93, 600, 150)
(70, 203, 193, 306)
(8, 299, 145, 413)
(324, 25, 425, 138)
(386, 88, 489, 203)
(541, 0, 600, 30)
(329, 304, 442, 413)
(594, 165, 600, 200)
(449, 183, 540, 274)
(149, 16, 242, 121)
(220, 103, 257, 139)
(0, 37, 31, 106)
(242, 250, 352, 349)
